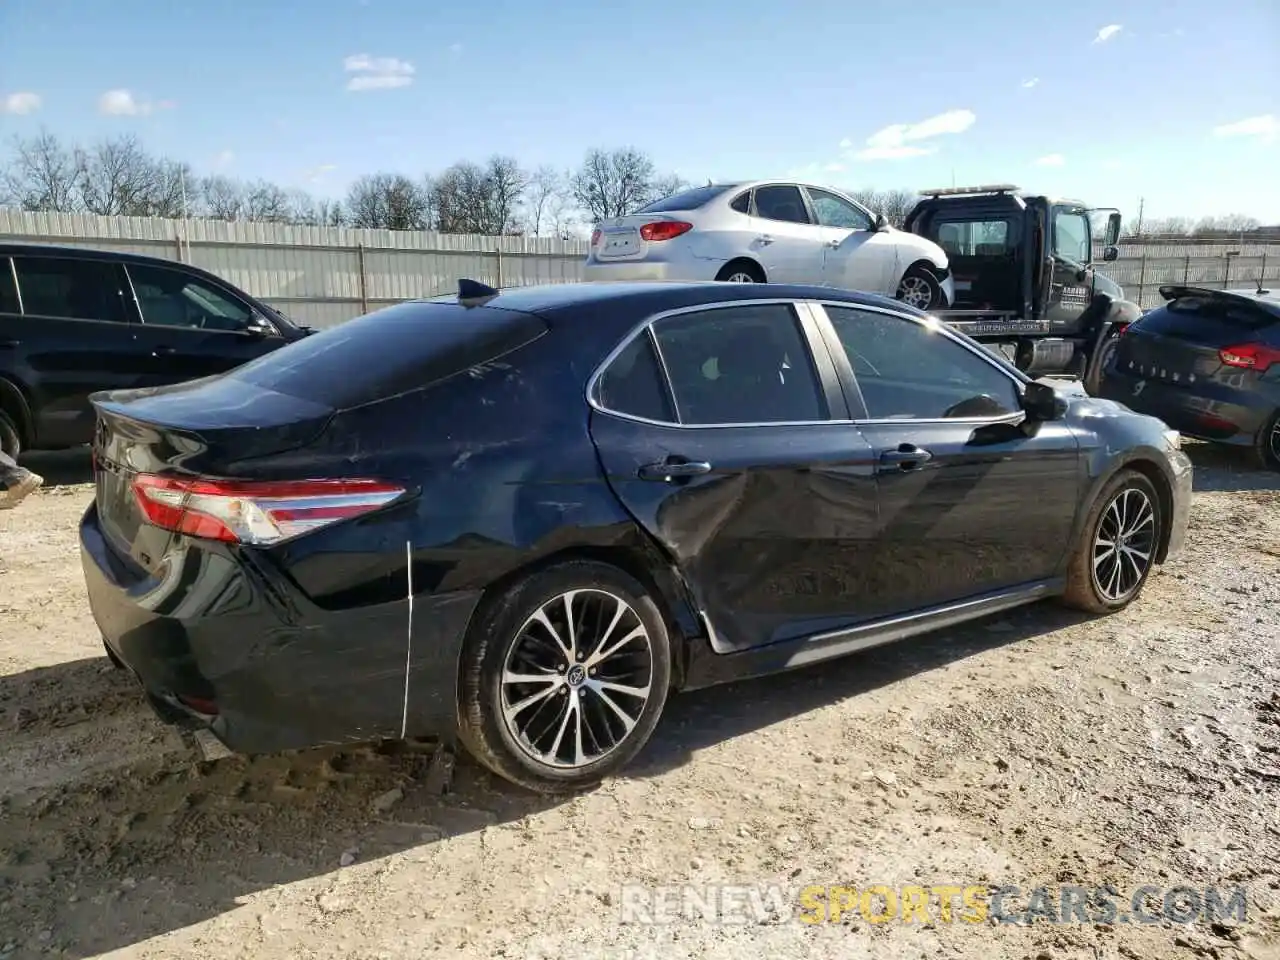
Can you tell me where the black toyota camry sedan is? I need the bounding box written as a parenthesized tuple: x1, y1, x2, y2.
(80, 279, 1192, 793)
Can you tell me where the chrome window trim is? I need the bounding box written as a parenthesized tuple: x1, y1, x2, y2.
(586, 296, 1034, 432)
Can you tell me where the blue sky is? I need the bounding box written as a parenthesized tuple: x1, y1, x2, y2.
(1, 0, 1277, 223)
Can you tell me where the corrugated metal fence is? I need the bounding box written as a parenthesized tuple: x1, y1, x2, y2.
(2, 210, 1277, 325)
(0, 210, 590, 329)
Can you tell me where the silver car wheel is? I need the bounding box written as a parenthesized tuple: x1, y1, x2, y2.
(500, 589, 653, 770)
(897, 274, 934, 309)
(1091, 487, 1156, 602)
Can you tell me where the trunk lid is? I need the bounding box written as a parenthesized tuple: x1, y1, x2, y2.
(592, 213, 691, 262)
(1115, 295, 1279, 388)
(91, 378, 334, 568)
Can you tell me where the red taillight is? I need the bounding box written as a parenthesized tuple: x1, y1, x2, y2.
(590, 229, 601, 246)
(639, 221, 693, 242)
(1219, 342, 1280, 372)
(132, 475, 405, 545)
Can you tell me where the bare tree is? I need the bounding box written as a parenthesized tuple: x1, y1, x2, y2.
(239, 180, 294, 222)
(648, 172, 688, 205)
(0, 131, 80, 212)
(432, 157, 527, 235)
(200, 175, 244, 220)
(571, 147, 658, 223)
(345, 173, 431, 230)
(876, 188, 919, 228)
(74, 134, 158, 215)
(523, 166, 564, 237)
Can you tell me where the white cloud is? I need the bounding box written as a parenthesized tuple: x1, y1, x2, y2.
(344, 53, 415, 91)
(1022, 77, 1040, 89)
(1093, 24, 1122, 43)
(824, 162, 846, 172)
(1034, 153, 1066, 167)
(213, 149, 235, 170)
(98, 89, 171, 116)
(1, 91, 41, 115)
(847, 109, 976, 161)
(838, 137, 852, 149)
(304, 163, 338, 184)
(1212, 114, 1278, 142)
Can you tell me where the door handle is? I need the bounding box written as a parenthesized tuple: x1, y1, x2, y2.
(757, 234, 775, 245)
(151, 345, 177, 357)
(826, 240, 841, 249)
(878, 444, 933, 471)
(0, 339, 18, 349)
(638, 458, 712, 482)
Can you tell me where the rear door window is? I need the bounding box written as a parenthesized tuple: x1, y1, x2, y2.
(936, 220, 1012, 256)
(229, 300, 548, 409)
(12, 255, 128, 323)
(650, 303, 826, 424)
(125, 263, 256, 332)
(752, 185, 812, 225)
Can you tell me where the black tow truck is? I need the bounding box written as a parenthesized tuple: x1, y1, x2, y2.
(902, 185, 1139, 391)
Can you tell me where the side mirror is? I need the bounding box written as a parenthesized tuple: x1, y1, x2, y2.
(1102, 245, 1119, 262)
(245, 316, 275, 338)
(1105, 212, 1122, 247)
(1021, 380, 1068, 421)
(873, 213, 889, 231)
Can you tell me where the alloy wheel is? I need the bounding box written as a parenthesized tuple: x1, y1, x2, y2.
(724, 271, 756, 283)
(500, 589, 654, 769)
(897, 275, 933, 309)
(1091, 487, 1157, 602)
(1269, 418, 1280, 466)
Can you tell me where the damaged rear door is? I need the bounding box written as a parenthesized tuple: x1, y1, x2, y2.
(587, 299, 884, 653)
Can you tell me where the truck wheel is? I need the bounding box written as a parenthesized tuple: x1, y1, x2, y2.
(0, 410, 20, 459)
(895, 265, 944, 310)
(1083, 334, 1122, 395)
(1255, 410, 1280, 472)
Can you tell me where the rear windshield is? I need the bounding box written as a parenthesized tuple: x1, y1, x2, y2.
(636, 185, 737, 214)
(228, 300, 547, 408)
(1155, 294, 1279, 331)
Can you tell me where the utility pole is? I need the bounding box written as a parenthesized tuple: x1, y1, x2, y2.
(1135, 196, 1145, 237)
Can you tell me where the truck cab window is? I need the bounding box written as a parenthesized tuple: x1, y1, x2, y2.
(1052, 209, 1091, 265)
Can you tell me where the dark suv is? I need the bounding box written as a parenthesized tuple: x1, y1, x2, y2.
(0, 243, 311, 457)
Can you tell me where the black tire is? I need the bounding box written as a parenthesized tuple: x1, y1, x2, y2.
(1083, 333, 1121, 396)
(457, 560, 672, 794)
(895, 264, 945, 311)
(1060, 469, 1163, 614)
(714, 260, 765, 284)
(0, 410, 20, 459)
(1255, 409, 1280, 472)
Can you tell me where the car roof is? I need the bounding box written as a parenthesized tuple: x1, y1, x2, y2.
(0, 241, 194, 267)
(428, 280, 919, 319)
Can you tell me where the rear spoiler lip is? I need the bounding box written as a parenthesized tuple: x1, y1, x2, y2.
(1156, 284, 1280, 324)
(1158, 284, 1273, 306)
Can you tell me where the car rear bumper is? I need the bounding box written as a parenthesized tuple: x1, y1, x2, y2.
(582, 259, 717, 282)
(79, 501, 481, 755)
(1097, 368, 1272, 447)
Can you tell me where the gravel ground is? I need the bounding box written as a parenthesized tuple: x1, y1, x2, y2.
(1, 443, 1278, 960)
